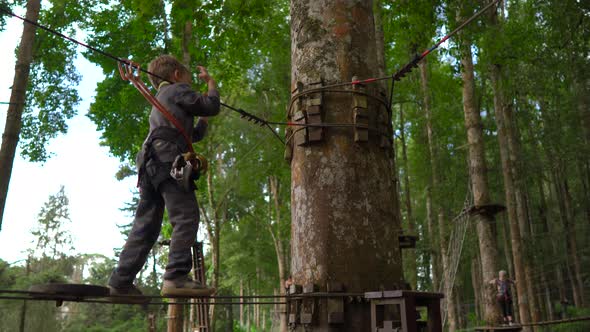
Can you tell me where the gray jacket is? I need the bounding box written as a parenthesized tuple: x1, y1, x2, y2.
(144, 83, 220, 163)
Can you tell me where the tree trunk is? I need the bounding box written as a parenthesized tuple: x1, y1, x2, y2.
(419, 57, 457, 330)
(505, 98, 541, 324)
(459, 35, 502, 325)
(18, 258, 31, 332)
(182, 21, 192, 67)
(426, 189, 440, 292)
(167, 299, 185, 332)
(575, 76, 590, 163)
(418, 59, 440, 296)
(472, 256, 483, 320)
(158, 0, 171, 51)
(577, 160, 590, 228)
(420, 58, 439, 294)
(455, 284, 466, 329)
(373, 0, 386, 80)
(499, 216, 514, 279)
(541, 270, 554, 321)
(202, 158, 226, 330)
(530, 124, 567, 309)
(561, 178, 585, 306)
(225, 302, 233, 332)
(0, 0, 41, 231)
(209, 223, 220, 329)
(490, 64, 532, 330)
(399, 105, 417, 290)
(289, 0, 403, 330)
(549, 163, 584, 307)
(268, 176, 288, 332)
(239, 280, 244, 327)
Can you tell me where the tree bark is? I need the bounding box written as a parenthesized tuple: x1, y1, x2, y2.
(182, 21, 192, 67)
(268, 176, 288, 332)
(505, 98, 541, 323)
(289, 0, 403, 330)
(459, 35, 502, 325)
(0, 0, 41, 231)
(420, 59, 439, 294)
(499, 217, 514, 280)
(159, 0, 171, 52)
(426, 188, 440, 292)
(490, 64, 532, 330)
(167, 299, 185, 332)
(419, 57, 457, 330)
(399, 105, 417, 290)
(548, 161, 584, 307)
(560, 178, 585, 306)
(201, 153, 230, 330)
(472, 256, 483, 320)
(373, 0, 386, 80)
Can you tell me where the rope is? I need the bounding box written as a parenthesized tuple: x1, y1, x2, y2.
(282, 0, 502, 91)
(0, 288, 364, 300)
(0, 6, 285, 144)
(439, 175, 475, 326)
(119, 62, 195, 153)
(0, 294, 285, 306)
(0, 0, 501, 145)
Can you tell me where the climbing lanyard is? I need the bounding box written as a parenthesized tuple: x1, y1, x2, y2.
(118, 61, 208, 179)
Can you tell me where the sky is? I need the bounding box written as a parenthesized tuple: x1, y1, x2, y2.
(0, 12, 137, 265)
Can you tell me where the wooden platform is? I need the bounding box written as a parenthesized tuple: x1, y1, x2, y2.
(468, 204, 506, 217)
(366, 290, 444, 332)
(474, 325, 522, 332)
(399, 234, 418, 249)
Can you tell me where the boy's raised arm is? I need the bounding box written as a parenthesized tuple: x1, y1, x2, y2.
(174, 66, 220, 116)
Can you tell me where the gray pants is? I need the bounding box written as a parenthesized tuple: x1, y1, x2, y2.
(109, 168, 199, 288)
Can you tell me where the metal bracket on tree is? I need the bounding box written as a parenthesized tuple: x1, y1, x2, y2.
(291, 80, 325, 147)
(352, 77, 370, 143)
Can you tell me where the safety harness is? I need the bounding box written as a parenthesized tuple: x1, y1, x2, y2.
(118, 61, 208, 191)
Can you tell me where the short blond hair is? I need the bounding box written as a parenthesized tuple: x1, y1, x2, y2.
(147, 55, 190, 88)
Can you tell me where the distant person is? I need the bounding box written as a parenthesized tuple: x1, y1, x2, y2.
(489, 270, 516, 325)
(560, 298, 570, 319)
(284, 275, 293, 293)
(108, 55, 220, 299)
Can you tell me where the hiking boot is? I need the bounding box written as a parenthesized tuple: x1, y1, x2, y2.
(161, 276, 216, 297)
(107, 285, 150, 304)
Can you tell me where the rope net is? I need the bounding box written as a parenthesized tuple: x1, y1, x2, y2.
(438, 181, 474, 327)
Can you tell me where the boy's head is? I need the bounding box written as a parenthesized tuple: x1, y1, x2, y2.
(148, 55, 191, 88)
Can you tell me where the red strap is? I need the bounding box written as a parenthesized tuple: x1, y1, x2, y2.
(119, 61, 195, 153)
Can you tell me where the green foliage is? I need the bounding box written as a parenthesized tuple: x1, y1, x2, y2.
(0, 0, 10, 30)
(5, 0, 588, 329)
(19, 0, 82, 162)
(550, 307, 590, 332)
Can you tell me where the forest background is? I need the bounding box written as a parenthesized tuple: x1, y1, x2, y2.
(0, 0, 588, 331)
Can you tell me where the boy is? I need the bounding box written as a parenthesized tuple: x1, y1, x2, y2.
(108, 55, 220, 297)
